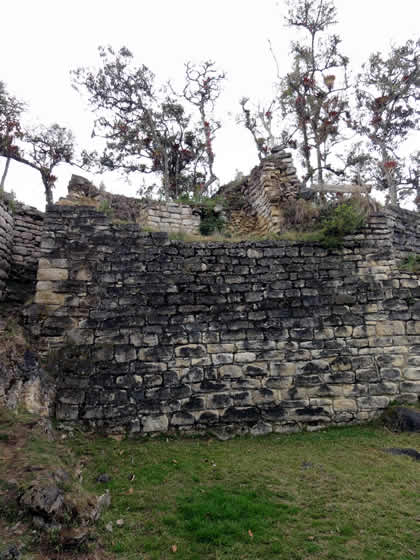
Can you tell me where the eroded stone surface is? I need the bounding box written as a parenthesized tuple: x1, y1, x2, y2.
(24, 204, 420, 436)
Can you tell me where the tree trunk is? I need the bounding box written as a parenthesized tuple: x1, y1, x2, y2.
(382, 148, 398, 206)
(301, 123, 311, 186)
(0, 157, 11, 191)
(42, 177, 54, 206)
(316, 146, 323, 185)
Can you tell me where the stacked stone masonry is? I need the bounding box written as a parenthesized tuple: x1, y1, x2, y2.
(138, 202, 201, 234)
(219, 150, 300, 236)
(0, 201, 14, 301)
(8, 202, 44, 302)
(28, 204, 420, 436)
(63, 174, 200, 235)
(0, 200, 44, 303)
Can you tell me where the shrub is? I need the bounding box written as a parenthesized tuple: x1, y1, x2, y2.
(320, 198, 368, 247)
(98, 198, 113, 217)
(199, 207, 225, 236)
(282, 198, 320, 231)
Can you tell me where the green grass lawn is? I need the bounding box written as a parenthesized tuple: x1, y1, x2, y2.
(68, 425, 420, 560)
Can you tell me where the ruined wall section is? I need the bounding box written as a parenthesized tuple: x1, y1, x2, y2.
(387, 206, 420, 259)
(220, 150, 300, 236)
(138, 202, 201, 234)
(29, 205, 420, 436)
(62, 174, 200, 234)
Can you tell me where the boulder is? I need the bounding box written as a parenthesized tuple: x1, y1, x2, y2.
(385, 448, 420, 461)
(382, 406, 420, 432)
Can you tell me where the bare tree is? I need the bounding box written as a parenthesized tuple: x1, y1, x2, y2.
(280, 0, 352, 187)
(0, 81, 74, 205)
(0, 81, 25, 191)
(23, 124, 75, 205)
(355, 39, 420, 206)
(238, 97, 291, 160)
(183, 60, 225, 194)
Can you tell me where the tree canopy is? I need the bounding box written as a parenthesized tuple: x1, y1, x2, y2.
(0, 82, 75, 205)
(73, 47, 225, 200)
(1, 0, 418, 208)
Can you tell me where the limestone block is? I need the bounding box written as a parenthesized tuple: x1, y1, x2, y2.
(171, 412, 195, 426)
(34, 291, 66, 305)
(211, 353, 234, 365)
(252, 388, 277, 405)
(114, 346, 137, 363)
(175, 344, 206, 358)
(407, 356, 420, 367)
(207, 344, 236, 354)
(219, 365, 242, 378)
(36, 281, 54, 291)
(250, 421, 272, 436)
(38, 268, 68, 281)
(357, 396, 389, 409)
(76, 267, 92, 281)
(208, 393, 233, 409)
(269, 362, 297, 376)
(234, 352, 256, 363)
(403, 367, 420, 381)
(334, 326, 353, 337)
(142, 415, 169, 433)
(368, 382, 399, 395)
(407, 321, 420, 335)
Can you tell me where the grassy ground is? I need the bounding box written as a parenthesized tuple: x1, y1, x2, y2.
(1, 406, 418, 559)
(67, 424, 419, 560)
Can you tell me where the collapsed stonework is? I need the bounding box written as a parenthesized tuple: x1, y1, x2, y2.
(60, 149, 301, 238)
(0, 347, 55, 417)
(219, 149, 300, 236)
(25, 203, 420, 437)
(61, 174, 201, 234)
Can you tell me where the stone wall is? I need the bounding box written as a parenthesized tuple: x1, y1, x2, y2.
(138, 202, 201, 234)
(28, 204, 420, 436)
(387, 206, 420, 259)
(0, 200, 44, 303)
(62, 174, 200, 234)
(0, 201, 14, 302)
(7, 203, 44, 302)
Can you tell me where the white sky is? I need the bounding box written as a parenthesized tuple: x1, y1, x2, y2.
(1, 0, 419, 210)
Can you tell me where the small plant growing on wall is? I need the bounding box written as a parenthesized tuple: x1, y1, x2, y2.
(98, 199, 113, 218)
(199, 207, 225, 236)
(316, 197, 368, 248)
(399, 254, 420, 274)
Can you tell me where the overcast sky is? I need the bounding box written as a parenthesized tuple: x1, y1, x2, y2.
(1, 0, 419, 210)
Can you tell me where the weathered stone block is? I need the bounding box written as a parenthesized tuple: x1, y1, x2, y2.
(212, 353, 233, 365)
(171, 412, 195, 426)
(222, 406, 259, 423)
(358, 396, 389, 409)
(175, 344, 206, 358)
(142, 415, 168, 432)
(115, 345, 137, 363)
(38, 268, 68, 281)
(34, 291, 66, 305)
(219, 364, 242, 378)
(250, 421, 272, 436)
(404, 368, 420, 381)
(270, 362, 296, 376)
